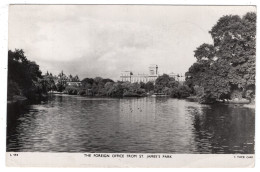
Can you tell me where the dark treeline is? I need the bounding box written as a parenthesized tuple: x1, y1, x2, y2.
(7, 49, 80, 102)
(7, 49, 189, 101)
(8, 49, 47, 102)
(185, 12, 256, 104)
(59, 74, 190, 98)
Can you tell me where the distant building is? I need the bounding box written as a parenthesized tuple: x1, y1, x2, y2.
(53, 71, 81, 86)
(120, 65, 184, 83)
(67, 81, 82, 87)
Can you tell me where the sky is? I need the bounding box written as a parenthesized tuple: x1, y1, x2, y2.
(8, 5, 255, 81)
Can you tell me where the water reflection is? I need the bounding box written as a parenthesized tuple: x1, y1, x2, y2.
(191, 104, 255, 154)
(7, 95, 255, 153)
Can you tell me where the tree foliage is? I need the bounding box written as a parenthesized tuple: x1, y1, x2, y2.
(154, 74, 191, 98)
(186, 12, 256, 103)
(155, 74, 179, 94)
(8, 49, 45, 100)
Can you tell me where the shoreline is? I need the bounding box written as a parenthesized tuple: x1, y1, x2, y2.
(186, 96, 255, 107)
(10, 94, 255, 108)
(243, 104, 255, 109)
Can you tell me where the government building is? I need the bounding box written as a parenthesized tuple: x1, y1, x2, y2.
(120, 64, 184, 83)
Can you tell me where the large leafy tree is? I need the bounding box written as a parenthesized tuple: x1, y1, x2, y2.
(154, 74, 179, 94)
(144, 81, 154, 92)
(42, 72, 56, 92)
(186, 12, 256, 103)
(8, 49, 46, 100)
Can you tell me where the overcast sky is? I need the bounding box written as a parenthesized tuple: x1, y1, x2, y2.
(8, 5, 255, 81)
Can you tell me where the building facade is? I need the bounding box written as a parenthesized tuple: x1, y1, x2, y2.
(53, 71, 82, 86)
(120, 65, 184, 83)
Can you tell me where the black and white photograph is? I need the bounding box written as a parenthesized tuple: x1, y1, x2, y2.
(5, 4, 256, 167)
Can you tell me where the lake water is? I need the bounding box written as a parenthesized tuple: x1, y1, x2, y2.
(7, 94, 255, 153)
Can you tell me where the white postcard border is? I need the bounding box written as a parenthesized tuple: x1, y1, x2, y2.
(5, 153, 255, 168)
(1, 0, 260, 170)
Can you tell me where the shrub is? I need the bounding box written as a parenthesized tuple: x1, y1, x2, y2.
(65, 86, 80, 95)
(78, 90, 86, 95)
(170, 85, 191, 98)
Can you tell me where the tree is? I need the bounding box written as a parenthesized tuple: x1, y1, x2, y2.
(139, 82, 146, 89)
(186, 12, 256, 103)
(81, 78, 94, 88)
(102, 78, 114, 83)
(68, 74, 73, 81)
(194, 43, 215, 62)
(155, 74, 179, 94)
(56, 81, 66, 92)
(106, 82, 124, 97)
(210, 12, 256, 92)
(42, 74, 56, 91)
(122, 82, 146, 97)
(8, 49, 45, 100)
(144, 81, 154, 92)
(73, 75, 80, 82)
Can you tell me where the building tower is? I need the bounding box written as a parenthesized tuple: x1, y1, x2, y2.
(149, 64, 158, 76)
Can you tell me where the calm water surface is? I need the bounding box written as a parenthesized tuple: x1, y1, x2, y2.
(7, 95, 255, 153)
